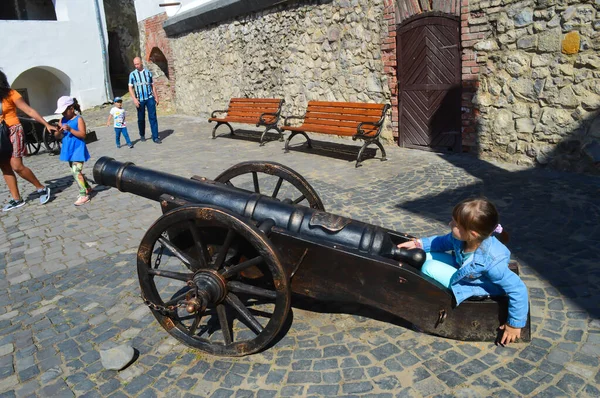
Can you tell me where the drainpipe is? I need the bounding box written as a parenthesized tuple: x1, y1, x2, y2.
(93, 0, 112, 102)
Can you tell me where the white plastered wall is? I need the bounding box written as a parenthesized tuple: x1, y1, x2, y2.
(0, 0, 111, 115)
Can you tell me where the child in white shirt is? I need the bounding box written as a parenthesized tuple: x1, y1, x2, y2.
(106, 97, 133, 149)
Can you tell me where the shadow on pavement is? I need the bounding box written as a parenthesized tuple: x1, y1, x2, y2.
(395, 153, 600, 319)
(32, 175, 75, 203)
(286, 139, 379, 164)
(214, 128, 283, 145)
(158, 129, 174, 141)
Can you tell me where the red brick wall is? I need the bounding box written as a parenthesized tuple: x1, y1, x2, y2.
(460, 2, 487, 151)
(382, 0, 399, 140)
(142, 13, 175, 107)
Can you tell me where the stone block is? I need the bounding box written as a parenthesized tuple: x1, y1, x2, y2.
(562, 32, 581, 54)
(511, 78, 536, 101)
(517, 35, 537, 49)
(506, 53, 531, 77)
(538, 30, 561, 52)
(474, 40, 499, 51)
(513, 8, 533, 27)
(516, 118, 535, 133)
(576, 54, 600, 69)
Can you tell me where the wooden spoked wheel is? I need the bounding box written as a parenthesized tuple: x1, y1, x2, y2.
(137, 205, 291, 356)
(43, 119, 61, 154)
(214, 161, 325, 211)
(22, 120, 41, 156)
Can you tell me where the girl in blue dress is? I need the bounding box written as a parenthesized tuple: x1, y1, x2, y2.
(54, 96, 92, 206)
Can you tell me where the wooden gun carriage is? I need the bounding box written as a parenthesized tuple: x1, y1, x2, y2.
(93, 157, 531, 357)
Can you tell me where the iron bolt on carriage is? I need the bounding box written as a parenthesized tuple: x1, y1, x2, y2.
(93, 157, 531, 357)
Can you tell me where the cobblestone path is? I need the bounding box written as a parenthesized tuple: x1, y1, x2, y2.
(1, 114, 599, 397)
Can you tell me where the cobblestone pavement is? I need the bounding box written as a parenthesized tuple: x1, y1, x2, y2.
(1, 114, 599, 397)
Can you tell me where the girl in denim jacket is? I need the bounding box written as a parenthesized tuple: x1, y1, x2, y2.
(398, 198, 528, 345)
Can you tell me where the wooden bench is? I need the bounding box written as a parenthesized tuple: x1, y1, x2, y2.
(209, 98, 284, 146)
(282, 101, 390, 167)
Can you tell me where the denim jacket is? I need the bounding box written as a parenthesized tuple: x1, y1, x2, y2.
(420, 233, 529, 328)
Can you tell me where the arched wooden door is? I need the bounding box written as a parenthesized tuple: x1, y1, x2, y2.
(397, 13, 461, 151)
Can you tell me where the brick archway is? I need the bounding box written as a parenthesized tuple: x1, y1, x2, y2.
(149, 47, 170, 79)
(143, 13, 175, 107)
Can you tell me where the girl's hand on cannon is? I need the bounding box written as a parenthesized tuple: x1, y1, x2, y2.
(397, 238, 422, 250)
(498, 324, 521, 346)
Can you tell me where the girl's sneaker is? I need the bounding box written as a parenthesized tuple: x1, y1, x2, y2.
(3, 199, 25, 212)
(74, 196, 90, 206)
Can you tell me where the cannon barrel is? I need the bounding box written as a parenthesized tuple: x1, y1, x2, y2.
(93, 157, 425, 268)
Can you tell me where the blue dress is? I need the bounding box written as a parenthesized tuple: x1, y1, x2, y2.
(59, 115, 90, 162)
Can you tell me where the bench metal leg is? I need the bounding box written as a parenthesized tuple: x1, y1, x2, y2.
(212, 122, 234, 139)
(355, 138, 386, 168)
(259, 126, 284, 146)
(355, 141, 369, 168)
(374, 139, 387, 162)
(284, 131, 311, 153)
(276, 127, 284, 142)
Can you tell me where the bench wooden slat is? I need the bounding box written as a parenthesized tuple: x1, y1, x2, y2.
(307, 101, 387, 110)
(306, 107, 387, 117)
(229, 98, 282, 104)
(222, 113, 277, 124)
(210, 117, 257, 123)
(284, 124, 378, 137)
(294, 118, 378, 130)
(304, 112, 382, 124)
(210, 116, 277, 124)
(227, 108, 280, 116)
(228, 104, 280, 110)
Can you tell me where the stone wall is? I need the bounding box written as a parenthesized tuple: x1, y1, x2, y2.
(468, 0, 600, 173)
(170, 0, 394, 140)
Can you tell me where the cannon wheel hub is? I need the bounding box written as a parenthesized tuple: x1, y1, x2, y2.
(190, 270, 227, 308)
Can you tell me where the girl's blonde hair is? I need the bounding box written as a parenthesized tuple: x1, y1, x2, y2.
(452, 198, 509, 244)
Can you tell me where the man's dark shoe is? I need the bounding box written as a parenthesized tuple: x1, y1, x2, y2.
(140, 136, 146, 142)
(153, 139, 162, 144)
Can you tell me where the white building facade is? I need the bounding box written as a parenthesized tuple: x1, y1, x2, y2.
(0, 0, 112, 116)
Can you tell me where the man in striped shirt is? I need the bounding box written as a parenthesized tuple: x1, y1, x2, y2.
(128, 57, 161, 144)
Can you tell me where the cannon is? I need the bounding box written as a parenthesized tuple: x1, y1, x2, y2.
(93, 157, 531, 356)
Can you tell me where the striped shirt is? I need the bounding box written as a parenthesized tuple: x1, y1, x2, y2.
(128, 69, 154, 101)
